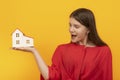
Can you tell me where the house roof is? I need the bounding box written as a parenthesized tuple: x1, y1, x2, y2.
(11, 28, 34, 39)
(11, 28, 25, 35)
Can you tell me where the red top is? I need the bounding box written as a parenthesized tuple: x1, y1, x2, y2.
(41, 43, 112, 80)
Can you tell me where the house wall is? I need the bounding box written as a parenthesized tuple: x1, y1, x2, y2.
(23, 36, 33, 47)
(12, 30, 24, 47)
(0, 0, 119, 80)
(12, 31, 33, 47)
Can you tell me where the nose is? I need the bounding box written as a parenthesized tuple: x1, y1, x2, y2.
(69, 26, 75, 33)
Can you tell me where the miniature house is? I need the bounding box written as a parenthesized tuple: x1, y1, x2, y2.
(12, 29, 34, 47)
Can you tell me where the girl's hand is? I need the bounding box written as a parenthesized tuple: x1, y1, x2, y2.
(12, 46, 37, 53)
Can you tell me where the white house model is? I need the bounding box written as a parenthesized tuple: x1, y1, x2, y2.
(12, 29, 34, 47)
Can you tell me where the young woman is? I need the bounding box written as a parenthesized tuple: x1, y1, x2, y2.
(13, 8, 112, 80)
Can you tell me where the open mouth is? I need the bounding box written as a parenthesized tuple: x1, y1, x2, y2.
(71, 35, 77, 38)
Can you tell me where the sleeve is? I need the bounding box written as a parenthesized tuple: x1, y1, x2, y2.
(100, 46, 113, 80)
(40, 45, 62, 80)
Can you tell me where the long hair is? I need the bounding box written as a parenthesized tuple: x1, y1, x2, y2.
(70, 8, 107, 46)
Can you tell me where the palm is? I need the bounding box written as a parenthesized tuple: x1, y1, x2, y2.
(12, 46, 35, 52)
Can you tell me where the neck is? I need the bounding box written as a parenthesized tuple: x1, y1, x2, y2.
(79, 36, 88, 46)
(78, 38, 96, 47)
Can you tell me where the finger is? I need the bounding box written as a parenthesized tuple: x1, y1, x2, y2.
(12, 47, 23, 50)
(12, 47, 17, 50)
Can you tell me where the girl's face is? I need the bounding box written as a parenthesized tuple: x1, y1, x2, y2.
(69, 17, 90, 44)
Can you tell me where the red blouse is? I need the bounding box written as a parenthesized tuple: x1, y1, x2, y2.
(41, 43, 112, 80)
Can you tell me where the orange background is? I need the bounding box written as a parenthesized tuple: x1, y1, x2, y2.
(0, 0, 119, 80)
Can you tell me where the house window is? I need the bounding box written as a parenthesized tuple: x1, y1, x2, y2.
(16, 33, 19, 37)
(16, 40, 20, 44)
(26, 40, 30, 44)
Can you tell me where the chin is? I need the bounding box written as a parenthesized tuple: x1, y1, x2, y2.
(71, 40, 77, 43)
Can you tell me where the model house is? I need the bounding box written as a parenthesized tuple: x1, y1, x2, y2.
(12, 29, 34, 47)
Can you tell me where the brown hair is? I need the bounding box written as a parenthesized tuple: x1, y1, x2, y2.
(70, 8, 107, 46)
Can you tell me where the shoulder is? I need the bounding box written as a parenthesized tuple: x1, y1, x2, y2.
(54, 43, 74, 51)
(98, 45, 111, 52)
(56, 43, 72, 48)
(52, 43, 71, 57)
(98, 45, 112, 57)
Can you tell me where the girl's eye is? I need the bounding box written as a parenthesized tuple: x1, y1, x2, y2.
(74, 25, 80, 29)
